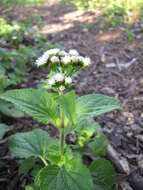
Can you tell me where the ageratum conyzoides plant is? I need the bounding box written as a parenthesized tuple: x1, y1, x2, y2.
(0, 48, 120, 190)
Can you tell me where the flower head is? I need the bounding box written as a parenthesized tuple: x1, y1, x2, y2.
(62, 56, 71, 65)
(59, 50, 68, 56)
(83, 57, 91, 66)
(65, 77, 72, 84)
(78, 56, 84, 62)
(69, 49, 79, 56)
(48, 78, 55, 85)
(53, 73, 64, 82)
(50, 56, 60, 63)
(35, 54, 49, 67)
(45, 48, 60, 56)
(59, 85, 65, 92)
(71, 56, 79, 63)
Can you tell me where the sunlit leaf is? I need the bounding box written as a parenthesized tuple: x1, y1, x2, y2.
(76, 94, 120, 122)
(0, 89, 59, 125)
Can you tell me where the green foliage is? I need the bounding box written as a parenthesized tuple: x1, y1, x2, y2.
(61, 0, 143, 27)
(59, 91, 76, 127)
(0, 17, 59, 88)
(8, 128, 58, 160)
(125, 28, 135, 41)
(25, 184, 39, 190)
(76, 93, 120, 125)
(90, 158, 116, 190)
(76, 120, 101, 147)
(88, 134, 109, 157)
(0, 35, 121, 189)
(18, 157, 36, 175)
(36, 160, 94, 190)
(0, 0, 44, 7)
(0, 89, 120, 128)
(0, 89, 60, 126)
(0, 123, 10, 139)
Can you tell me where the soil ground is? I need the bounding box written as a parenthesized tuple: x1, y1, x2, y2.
(0, 0, 143, 189)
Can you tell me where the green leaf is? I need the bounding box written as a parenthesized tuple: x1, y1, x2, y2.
(59, 91, 76, 127)
(89, 158, 116, 190)
(0, 101, 24, 118)
(36, 160, 94, 190)
(25, 184, 39, 190)
(88, 134, 109, 157)
(0, 123, 10, 139)
(0, 89, 59, 125)
(76, 120, 101, 147)
(19, 157, 35, 175)
(8, 129, 58, 159)
(76, 94, 120, 122)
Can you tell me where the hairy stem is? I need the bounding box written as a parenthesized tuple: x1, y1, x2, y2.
(60, 110, 65, 156)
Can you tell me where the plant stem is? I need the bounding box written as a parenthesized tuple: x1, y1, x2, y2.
(60, 110, 65, 156)
(39, 155, 48, 166)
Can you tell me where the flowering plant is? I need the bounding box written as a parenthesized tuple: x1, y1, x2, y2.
(36, 48, 91, 92)
(0, 48, 120, 190)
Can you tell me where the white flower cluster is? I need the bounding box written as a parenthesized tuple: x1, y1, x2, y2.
(47, 73, 72, 89)
(35, 48, 60, 67)
(35, 48, 91, 67)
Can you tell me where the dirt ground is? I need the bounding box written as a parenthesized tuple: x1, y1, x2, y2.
(0, 0, 143, 189)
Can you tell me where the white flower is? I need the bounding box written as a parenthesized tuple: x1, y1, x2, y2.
(65, 77, 72, 84)
(35, 54, 49, 67)
(71, 56, 79, 63)
(45, 48, 60, 56)
(59, 50, 68, 56)
(48, 78, 55, 85)
(83, 57, 91, 66)
(53, 73, 64, 82)
(62, 56, 71, 65)
(78, 56, 84, 62)
(69, 49, 79, 56)
(59, 85, 65, 92)
(50, 56, 60, 63)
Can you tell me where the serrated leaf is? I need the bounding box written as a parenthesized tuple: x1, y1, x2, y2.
(36, 160, 94, 190)
(59, 91, 76, 127)
(88, 134, 109, 156)
(76, 94, 120, 122)
(0, 123, 10, 139)
(19, 157, 35, 175)
(8, 129, 58, 159)
(0, 89, 59, 125)
(89, 158, 116, 190)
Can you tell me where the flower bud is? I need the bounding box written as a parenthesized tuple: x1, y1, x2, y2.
(50, 56, 60, 63)
(59, 85, 65, 92)
(65, 77, 72, 84)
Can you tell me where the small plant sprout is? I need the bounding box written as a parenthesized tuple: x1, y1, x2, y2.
(0, 48, 121, 190)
